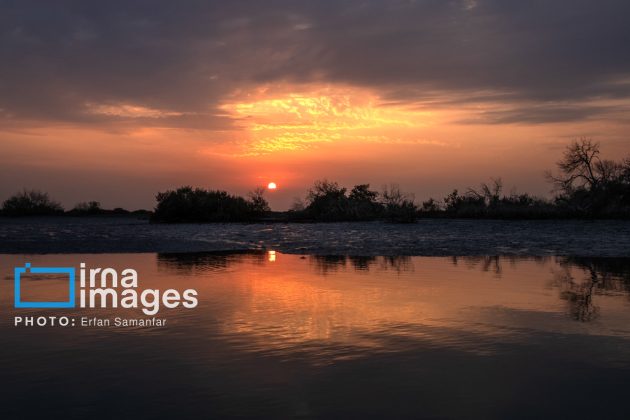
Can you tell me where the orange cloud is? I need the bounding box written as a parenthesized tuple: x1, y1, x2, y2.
(220, 84, 437, 155)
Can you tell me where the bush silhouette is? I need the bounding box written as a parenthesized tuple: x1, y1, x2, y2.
(349, 184, 384, 220)
(304, 180, 351, 221)
(247, 187, 271, 216)
(69, 201, 103, 215)
(299, 180, 416, 222)
(381, 184, 418, 222)
(1, 189, 64, 216)
(152, 186, 267, 223)
(439, 180, 557, 219)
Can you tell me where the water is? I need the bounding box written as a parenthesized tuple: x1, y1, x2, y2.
(1, 217, 630, 256)
(2, 252, 630, 418)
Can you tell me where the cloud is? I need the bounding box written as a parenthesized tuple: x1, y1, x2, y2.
(457, 103, 628, 125)
(1, 0, 630, 128)
(86, 103, 185, 118)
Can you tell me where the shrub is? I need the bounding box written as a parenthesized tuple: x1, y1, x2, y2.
(1, 189, 64, 216)
(420, 198, 441, 214)
(304, 180, 350, 221)
(381, 184, 418, 223)
(301, 180, 385, 221)
(348, 184, 383, 220)
(247, 187, 271, 216)
(151, 186, 259, 223)
(70, 201, 102, 215)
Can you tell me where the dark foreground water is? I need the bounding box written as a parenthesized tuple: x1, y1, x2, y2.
(1, 252, 630, 419)
(1, 216, 630, 256)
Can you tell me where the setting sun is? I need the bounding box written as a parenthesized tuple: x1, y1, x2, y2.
(267, 182, 277, 190)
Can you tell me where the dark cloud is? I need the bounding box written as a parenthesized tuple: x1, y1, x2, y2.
(1, 0, 630, 127)
(458, 104, 617, 125)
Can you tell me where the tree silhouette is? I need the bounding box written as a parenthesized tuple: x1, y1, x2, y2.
(248, 187, 270, 215)
(547, 138, 630, 216)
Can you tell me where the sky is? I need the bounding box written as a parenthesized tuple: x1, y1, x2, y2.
(1, 0, 629, 210)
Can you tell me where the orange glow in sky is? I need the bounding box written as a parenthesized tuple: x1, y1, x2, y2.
(220, 85, 435, 155)
(2, 83, 629, 211)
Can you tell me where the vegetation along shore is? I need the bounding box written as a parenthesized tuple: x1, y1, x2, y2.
(2, 139, 629, 222)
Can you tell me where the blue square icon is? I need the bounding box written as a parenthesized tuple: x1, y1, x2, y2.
(14, 263, 76, 308)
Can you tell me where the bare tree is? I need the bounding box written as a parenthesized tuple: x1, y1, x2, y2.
(247, 186, 270, 214)
(546, 138, 604, 193)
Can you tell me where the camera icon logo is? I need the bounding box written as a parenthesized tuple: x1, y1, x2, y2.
(14, 263, 76, 308)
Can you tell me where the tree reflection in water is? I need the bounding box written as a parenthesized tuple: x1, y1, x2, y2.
(556, 257, 630, 322)
(156, 251, 630, 322)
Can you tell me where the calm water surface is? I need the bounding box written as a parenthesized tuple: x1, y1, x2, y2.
(2, 252, 630, 418)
